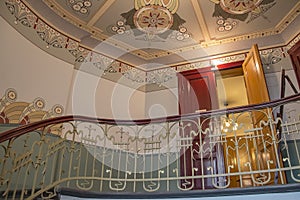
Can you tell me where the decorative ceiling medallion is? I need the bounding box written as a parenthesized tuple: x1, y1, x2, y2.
(211, 0, 276, 22)
(120, 0, 186, 41)
(220, 0, 263, 15)
(134, 5, 173, 35)
(134, 0, 179, 14)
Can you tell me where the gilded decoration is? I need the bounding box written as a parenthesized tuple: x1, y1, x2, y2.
(211, 0, 276, 23)
(0, 88, 64, 124)
(120, 0, 189, 41)
(67, 0, 92, 15)
(133, 5, 173, 35)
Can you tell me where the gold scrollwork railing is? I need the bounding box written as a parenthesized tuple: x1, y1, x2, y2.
(0, 94, 300, 199)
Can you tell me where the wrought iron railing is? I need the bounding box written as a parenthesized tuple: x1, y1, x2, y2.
(0, 94, 300, 199)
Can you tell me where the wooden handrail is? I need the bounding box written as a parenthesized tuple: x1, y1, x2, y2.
(0, 94, 299, 143)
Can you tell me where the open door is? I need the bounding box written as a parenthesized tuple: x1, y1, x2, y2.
(243, 44, 270, 105)
(243, 44, 270, 125)
(242, 44, 285, 185)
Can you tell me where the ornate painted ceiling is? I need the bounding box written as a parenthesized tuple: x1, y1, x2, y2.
(1, 0, 300, 91)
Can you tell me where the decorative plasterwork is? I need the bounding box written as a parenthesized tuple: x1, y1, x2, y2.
(210, 0, 276, 23)
(0, 88, 64, 124)
(67, 0, 92, 15)
(38, 0, 300, 60)
(2, 0, 300, 91)
(286, 34, 300, 50)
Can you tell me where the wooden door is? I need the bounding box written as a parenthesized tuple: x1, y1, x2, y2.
(242, 44, 285, 185)
(243, 44, 270, 105)
(178, 68, 219, 114)
(288, 40, 300, 88)
(243, 44, 270, 124)
(178, 67, 222, 189)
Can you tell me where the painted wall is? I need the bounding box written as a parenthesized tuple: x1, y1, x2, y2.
(66, 69, 146, 119)
(0, 17, 146, 120)
(0, 17, 74, 111)
(145, 88, 179, 118)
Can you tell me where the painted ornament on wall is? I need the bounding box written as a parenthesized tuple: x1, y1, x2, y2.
(210, 0, 276, 23)
(114, 0, 190, 41)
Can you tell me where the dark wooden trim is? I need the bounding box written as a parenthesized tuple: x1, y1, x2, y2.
(287, 40, 300, 88)
(0, 94, 299, 143)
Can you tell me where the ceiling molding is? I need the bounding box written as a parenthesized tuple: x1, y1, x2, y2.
(275, 1, 300, 32)
(34, 0, 300, 61)
(190, 0, 211, 42)
(42, 0, 92, 34)
(87, 0, 116, 26)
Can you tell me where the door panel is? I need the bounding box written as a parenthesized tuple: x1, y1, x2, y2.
(242, 44, 285, 185)
(178, 67, 222, 189)
(178, 68, 218, 114)
(288, 40, 300, 88)
(243, 44, 270, 105)
(243, 44, 270, 125)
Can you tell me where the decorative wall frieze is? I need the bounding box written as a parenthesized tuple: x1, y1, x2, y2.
(286, 33, 300, 50)
(147, 68, 176, 86)
(260, 47, 284, 70)
(211, 54, 246, 66)
(0, 88, 64, 124)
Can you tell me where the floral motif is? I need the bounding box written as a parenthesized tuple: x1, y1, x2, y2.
(219, 0, 263, 15)
(216, 18, 237, 32)
(260, 48, 283, 69)
(147, 68, 176, 86)
(36, 20, 68, 49)
(123, 68, 145, 83)
(121, 2, 186, 41)
(110, 20, 129, 35)
(210, 0, 276, 22)
(5, 0, 37, 27)
(134, 5, 173, 35)
(67, 0, 92, 15)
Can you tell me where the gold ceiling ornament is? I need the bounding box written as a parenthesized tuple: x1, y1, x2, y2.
(132, 0, 180, 36)
(220, 0, 263, 15)
(133, 5, 173, 35)
(134, 0, 179, 14)
(210, 0, 264, 15)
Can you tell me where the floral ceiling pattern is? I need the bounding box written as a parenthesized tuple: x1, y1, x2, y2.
(1, 0, 300, 91)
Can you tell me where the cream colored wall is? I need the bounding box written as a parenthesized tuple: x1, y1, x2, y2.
(0, 17, 146, 120)
(145, 88, 179, 118)
(0, 17, 74, 111)
(216, 75, 248, 109)
(66, 70, 146, 119)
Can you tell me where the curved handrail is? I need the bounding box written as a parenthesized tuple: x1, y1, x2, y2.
(0, 94, 299, 143)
